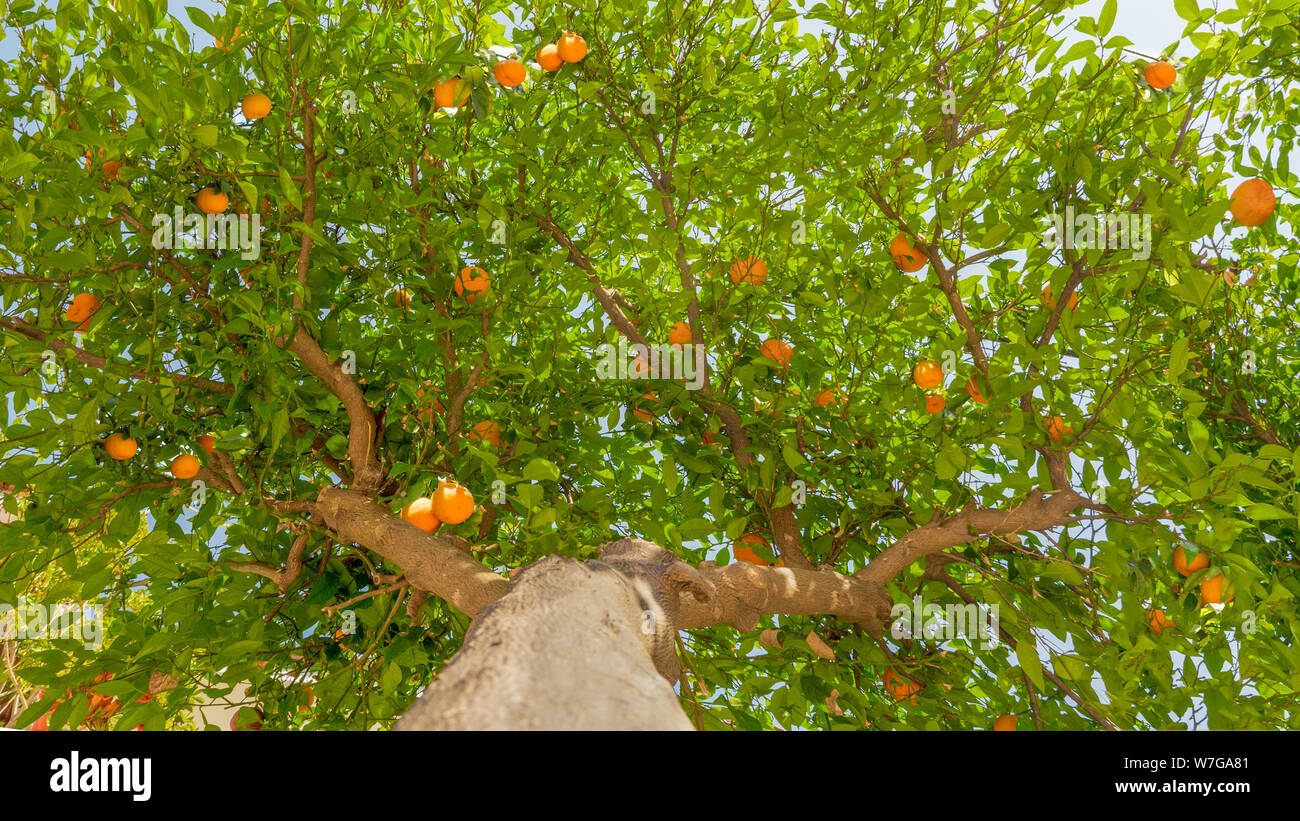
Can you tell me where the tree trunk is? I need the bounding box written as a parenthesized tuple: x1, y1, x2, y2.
(395, 554, 693, 731)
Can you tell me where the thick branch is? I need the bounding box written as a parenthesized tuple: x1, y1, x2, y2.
(315, 487, 505, 618)
(857, 487, 1092, 587)
(285, 329, 384, 490)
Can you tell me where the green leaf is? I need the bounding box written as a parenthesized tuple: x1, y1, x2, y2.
(1017, 637, 1045, 689)
(521, 458, 559, 482)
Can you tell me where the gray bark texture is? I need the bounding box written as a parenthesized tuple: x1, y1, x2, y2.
(395, 540, 710, 730)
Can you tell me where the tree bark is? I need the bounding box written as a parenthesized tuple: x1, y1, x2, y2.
(395, 554, 693, 730)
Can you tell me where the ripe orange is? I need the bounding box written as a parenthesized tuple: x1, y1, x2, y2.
(1148, 609, 1173, 635)
(401, 497, 442, 534)
(435, 78, 469, 109)
(197, 434, 216, 455)
(814, 388, 841, 407)
(415, 386, 445, 425)
(1047, 415, 1074, 443)
(668, 321, 693, 346)
(889, 233, 926, 272)
(1144, 61, 1176, 90)
(966, 375, 988, 404)
(633, 392, 656, 422)
(171, 454, 200, 480)
(431, 481, 475, 524)
(66, 293, 101, 330)
(557, 31, 588, 63)
(537, 43, 563, 71)
(912, 359, 944, 389)
(925, 394, 946, 414)
(729, 256, 768, 286)
(993, 715, 1017, 731)
(734, 534, 778, 566)
(1172, 545, 1209, 577)
(104, 433, 138, 461)
(759, 338, 792, 367)
(470, 420, 501, 446)
(1200, 572, 1234, 604)
(494, 59, 526, 88)
(1229, 178, 1276, 227)
(882, 668, 921, 700)
(196, 187, 229, 215)
(241, 93, 272, 120)
(1041, 285, 1078, 311)
(455, 266, 490, 302)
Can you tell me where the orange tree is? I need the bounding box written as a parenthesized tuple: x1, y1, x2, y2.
(1, 0, 1297, 730)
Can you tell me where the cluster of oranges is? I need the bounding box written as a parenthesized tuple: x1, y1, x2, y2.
(400, 480, 477, 534)
(100, 431, 214, 482)
(432, 31, 587, 110)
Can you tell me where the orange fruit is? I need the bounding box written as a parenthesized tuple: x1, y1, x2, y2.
(1046, 415, 1074, 443)
(241, 93, 272, 120)
(729, 256, 767, 286)
(470, 420, 501, 446)
(393, 289, 412, 310)
(1148, 609, 1173, 635)
(66, 293, 101, 330)
(734, 534, 778, 566)
(993, 715, 1017, 731)
(1041, 285, 1078, 311)
(431, 481, 475, 524)
(882, 668, 921, 701)
(537, 43, 563, 71)
(83, 147, 105, 170)
(1229, 178, 1276, 227)
(557, 31, 588, 63)
(104, 433, 138, 461)
(965, 375, 988, 404)
(1200, 572, 1234, 604)
(230, 708, 264, 731)
(912, 359, 944, 389)
(632, 392, 658, 422)
(401, 497, 442, 534)
(889, 233, 926, 272)
(1172, 545, 1209, 577)
(759, 338, 792, 367)
(101, 160, 123, 181)
(415, 386, 446, 424)
(1144, 61, 1176, 90)
(171, 454, 200, 480)
(925, 394, 946, 414)
(494, 59, 526, 88)
(197, 434, 216, 455)
(455, 266, 490, 302)
(668, 321, 693, 346)
(814, 388, 841, 407)
(195, 187, 228, 215)
(435, 78, 469, 109)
